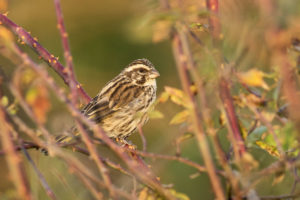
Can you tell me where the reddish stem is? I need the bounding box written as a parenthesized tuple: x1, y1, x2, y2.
(53, 0, 79, 104)
(0, 14, 91, 103)
(219, 77, 246, 155)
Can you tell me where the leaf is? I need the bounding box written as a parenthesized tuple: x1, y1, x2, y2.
(149, 110, 164, 119)
(1, 96, 8, 107)
(157, 91, 169, 103)
(255, 140, 280, 157)
(169, 189, 190, 200)
(238, 69, 270, 90)
(25, 85, 51, 124)
(170, 109, 190, 125)
(272, 172, 285, 185)
(247, 126, 267, 143)
(138, 187, 161, 200)
(164, 86, 190, 108)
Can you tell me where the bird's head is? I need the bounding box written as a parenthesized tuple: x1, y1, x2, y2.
(123, 59, 160, 86)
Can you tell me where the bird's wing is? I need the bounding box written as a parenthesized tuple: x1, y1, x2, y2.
(82, 85, 144, 121)
(107, 85, 144, 110)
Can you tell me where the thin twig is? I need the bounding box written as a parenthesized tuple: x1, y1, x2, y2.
(0, 106, 32, 200)
(53, 0, 79, 105)
(130, 149, 210, 174)
(138, 125, 147, 152)
(260, 192, 300, 200)
(172, 22, 225, 200)
(9, 35, 175, 200)
(219, 77, 246, 157)
(20, 140, 57, 200)
(75, 120, 116, 198)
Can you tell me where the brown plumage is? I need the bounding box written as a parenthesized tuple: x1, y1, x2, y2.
(56, 58, 159, 144)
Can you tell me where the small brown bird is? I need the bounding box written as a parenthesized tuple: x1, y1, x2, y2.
(56, 58, 159, 145)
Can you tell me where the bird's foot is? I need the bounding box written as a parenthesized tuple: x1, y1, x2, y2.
(115, 138, 137, 150)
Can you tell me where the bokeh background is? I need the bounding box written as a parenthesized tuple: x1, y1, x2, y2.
(1, 0, 300, 199)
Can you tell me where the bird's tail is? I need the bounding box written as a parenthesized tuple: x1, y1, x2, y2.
(41, 128, 79, 155)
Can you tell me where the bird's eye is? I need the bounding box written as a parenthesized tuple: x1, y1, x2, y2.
(138, 69, 147, 73)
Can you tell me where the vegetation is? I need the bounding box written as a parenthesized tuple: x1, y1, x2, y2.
(0, 0, 300, 199)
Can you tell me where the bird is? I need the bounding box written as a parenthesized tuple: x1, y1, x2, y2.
(54, 58, 160, 147)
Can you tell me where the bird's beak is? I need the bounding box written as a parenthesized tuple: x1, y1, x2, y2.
(150, 69, 160, 79)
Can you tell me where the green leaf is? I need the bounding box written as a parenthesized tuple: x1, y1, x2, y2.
(247, 126, 267, 143)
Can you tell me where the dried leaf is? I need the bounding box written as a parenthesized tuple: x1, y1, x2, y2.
(238, 69, 270, 90)
(25, 85, 51, 124)
(170, 109, 190, 125)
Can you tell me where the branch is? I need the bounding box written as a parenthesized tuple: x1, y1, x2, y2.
(53, 0, 79, 104)
(172, 22, 225, 200)
(0, 106, 32, 200)
(219, 77, 246, 156)
(0, 14, 91, 103)
(9, 38, 176, 200)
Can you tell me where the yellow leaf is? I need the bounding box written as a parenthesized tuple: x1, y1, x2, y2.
(272, 172, 285, 185)
(255, 141, 280, 157)
(157, 91, 169, 103)
(1, 96, 8, 107)
(169, 189, 190, 200)
(170, 109, 190, 125)
(149, 110, 164, 119)
(238, 69, 270, 90)
(138, 187, 161, 200)
(165, 86, 185, 99)
(164, 86, 190, 107)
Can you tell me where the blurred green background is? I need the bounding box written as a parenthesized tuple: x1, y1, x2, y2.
(1, 0, 299, 199)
